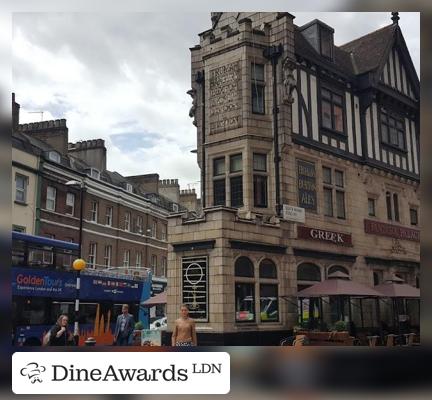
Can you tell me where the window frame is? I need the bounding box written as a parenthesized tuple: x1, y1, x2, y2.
(161, 256, 167, 277)
(15, 173, 28, 204)
(410, 207, 418, 226)
(161, 224, 167, 241)
(368, 197, 376, 217)
(136, 216, 143, 233)
(213, 157, 225, 177)
(123, 250, 130, 267)
(152, 220, 157, 238)
(90, 200, 98, 223)
(251, 63, 265, 115)
(135, 251, 142, 268)
(253, 153, 268, 208)
(229, 153, 243, 208)
(124, 211, 131, 231)
(319, 85, 346, 135)
(88, 242, 97, 268)
(230, 175, 244, 208)
(213, 178, 226, 206)
(322, 166, 346, 220)
(319, 27, 334, 60)
(104, 245, 112, 268)
(105, 206, 113, 226)
(65, 192, 75, 216)
(151, 254, 157, 275)
(46, 185, 56, 211)
(48, 151, 61, 163)
(379, 109, 406, 152)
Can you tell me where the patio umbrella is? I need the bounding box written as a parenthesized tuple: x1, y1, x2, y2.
(141, 291, 167, 307)
(374, 281, 420, 298)
(297, 272, 383, 333)
(374, 278, 420, 334)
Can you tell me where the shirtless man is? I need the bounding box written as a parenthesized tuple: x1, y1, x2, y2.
(171, 304, 197, 346)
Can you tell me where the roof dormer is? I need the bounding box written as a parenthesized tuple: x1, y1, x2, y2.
(299, 19, 334, 61)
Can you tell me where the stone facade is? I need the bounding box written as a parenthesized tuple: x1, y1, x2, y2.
(12, 146, 39, 234)
(167, 12, 420, 345)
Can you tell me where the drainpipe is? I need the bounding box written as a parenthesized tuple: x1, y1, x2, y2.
(196, 70, 206, 208)
(34, 158, 43, 235)
(263, 44, 284, 216)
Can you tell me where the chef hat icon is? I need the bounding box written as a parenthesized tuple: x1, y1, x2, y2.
(20, 362, 46, 383)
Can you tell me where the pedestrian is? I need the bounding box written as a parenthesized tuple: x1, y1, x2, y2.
(113, 304, 135, 346)
(171, 304, 197, 347)
(43, 314, 75, 346)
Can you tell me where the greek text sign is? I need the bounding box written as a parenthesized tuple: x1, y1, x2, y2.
(13, 352, 230, 394)
(297, 226, 352, 246)
(297, 159, 317, 211)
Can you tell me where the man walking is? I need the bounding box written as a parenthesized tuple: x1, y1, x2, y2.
(114, 304, 135, 346)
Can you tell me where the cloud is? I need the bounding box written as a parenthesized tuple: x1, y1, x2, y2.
(12, 12, 419, 193)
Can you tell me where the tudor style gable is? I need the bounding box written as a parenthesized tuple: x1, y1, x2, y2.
(291, 13, 419, 180)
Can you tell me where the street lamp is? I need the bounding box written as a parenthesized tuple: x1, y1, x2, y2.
(66, 179, 86, 340)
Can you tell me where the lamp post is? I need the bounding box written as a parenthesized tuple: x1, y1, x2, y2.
(66, 179, 86, 341)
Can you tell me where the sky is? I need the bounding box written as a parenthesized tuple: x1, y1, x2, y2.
(12, 12, 420, 192)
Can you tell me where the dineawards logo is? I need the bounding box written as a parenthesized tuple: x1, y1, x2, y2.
(12, 352, 230, 394)
(20, 362, 47, 383)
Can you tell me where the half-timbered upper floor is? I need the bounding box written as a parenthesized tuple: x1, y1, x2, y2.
(291, 15, 419, 181)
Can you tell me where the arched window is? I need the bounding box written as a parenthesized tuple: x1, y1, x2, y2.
(328, 265, 349, 277)
(297, 263, 321, 282)
(234, 257, 279, 324)
(259, 259, 277, 279)
(235, 256, 254, 277)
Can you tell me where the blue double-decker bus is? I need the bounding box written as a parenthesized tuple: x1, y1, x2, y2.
(12, 231, 152, 346)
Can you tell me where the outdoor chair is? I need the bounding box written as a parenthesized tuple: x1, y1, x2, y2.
(367, 335, 380, 347)
(403, 333, 416, 346)
(293, 334, 306, 346)
(385, 334, 397, 347)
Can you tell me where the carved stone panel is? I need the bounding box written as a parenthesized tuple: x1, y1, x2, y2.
(209, 61, 242, 134)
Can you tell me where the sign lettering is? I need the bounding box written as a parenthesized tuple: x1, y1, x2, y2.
(209, 62, 242, 134)
(364, 219, 420, 242)
(297, 226, 352, 246)
(297, 160, 317, 211)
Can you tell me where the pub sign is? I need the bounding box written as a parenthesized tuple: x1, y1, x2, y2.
(181, 256, 208, 321)
(297, 159, 317, 211)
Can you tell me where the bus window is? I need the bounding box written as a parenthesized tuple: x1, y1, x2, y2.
(78, 303, 98, 325)
(13, 297, 48, 325)
(28, 247, 54, 268)
(57, 248, 75, 270)
(12, 245, 26, 266)
(51, 302, 74, 323)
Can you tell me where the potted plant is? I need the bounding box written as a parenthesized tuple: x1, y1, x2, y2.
(333, 320, 347, 332)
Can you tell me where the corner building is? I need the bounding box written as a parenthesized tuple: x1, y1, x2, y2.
(167, 12, 420, 345)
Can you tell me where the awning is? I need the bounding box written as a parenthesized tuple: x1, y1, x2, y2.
(141, 291, 167, 307)
(297, 277, 383, 298)
(374, 282, 420, 298)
